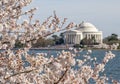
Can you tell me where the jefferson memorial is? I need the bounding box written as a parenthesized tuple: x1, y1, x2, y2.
(63, 22, 103, 44)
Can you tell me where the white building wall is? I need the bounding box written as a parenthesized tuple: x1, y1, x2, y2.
(63, 29, 102, 44)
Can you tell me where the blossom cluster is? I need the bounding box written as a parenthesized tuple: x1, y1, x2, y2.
(0, 0, 119, 84)
(0, 48, 118, 83)
(94, 43, 119, 50)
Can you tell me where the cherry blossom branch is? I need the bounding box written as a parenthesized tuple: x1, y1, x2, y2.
(4, 69, 37, 80)
(54, 66, 69, 84)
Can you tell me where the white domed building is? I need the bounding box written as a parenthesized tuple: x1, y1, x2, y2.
(63, 22, 103, 44)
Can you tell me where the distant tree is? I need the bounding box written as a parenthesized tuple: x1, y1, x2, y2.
(32, 37, 45, 47)
(80, 37, 88, 45)
(59, 33, 64, 44)
(108, 33, 118, 41)
(73, 44, 80, 48)
(52, 34, 64, 45)
(103, 33, 119, 45)
(59, 38, 64, 44)
(60, 33, 64, 38)
(52, 35, 59, 45)
(46, 39, 55, 46)
(15, 40, 25, 48)
(52, 34, 59, 40)
(32, 37, 54, 47)
(80, 36, 98, 46)
(118, 44, 120, 49)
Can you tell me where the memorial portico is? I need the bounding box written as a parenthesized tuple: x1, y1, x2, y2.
(63, 22, 103, 44)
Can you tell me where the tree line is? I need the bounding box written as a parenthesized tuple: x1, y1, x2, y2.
(15, 33, 120, 48)
(103, 33, 120, 49)
(15, 33, 64, 48)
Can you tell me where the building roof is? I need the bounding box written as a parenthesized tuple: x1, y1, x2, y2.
(77, 22, 99, 32)
(64, 30, 82, 34)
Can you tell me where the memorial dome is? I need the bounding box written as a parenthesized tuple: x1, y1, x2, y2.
(78, 22, 98, 32)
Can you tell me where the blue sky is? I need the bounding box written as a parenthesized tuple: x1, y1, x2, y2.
(24, 0, 120, 37)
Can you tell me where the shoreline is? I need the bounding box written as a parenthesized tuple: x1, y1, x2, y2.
(0, 47, 119, 51)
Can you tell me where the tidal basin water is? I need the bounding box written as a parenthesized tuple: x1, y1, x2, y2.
(29, 49, 120, 82)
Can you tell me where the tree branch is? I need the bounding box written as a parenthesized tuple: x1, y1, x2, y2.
(54, 67, 69, 84)
(4, 69, 37, 80)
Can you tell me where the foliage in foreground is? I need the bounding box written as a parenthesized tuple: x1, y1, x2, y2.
(0, 0, 119, 83)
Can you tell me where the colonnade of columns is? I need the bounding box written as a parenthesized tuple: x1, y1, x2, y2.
(65, 34, 82, 44)
(64, 32, 102, 44)
(84, 33, 102, 43)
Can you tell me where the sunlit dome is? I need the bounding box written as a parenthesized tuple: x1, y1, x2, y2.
(78, 21, 98, 32)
